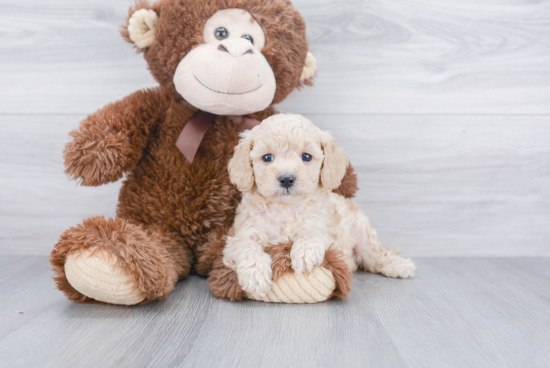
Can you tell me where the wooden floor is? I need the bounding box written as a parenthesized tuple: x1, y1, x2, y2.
(0, 256, 548, 368)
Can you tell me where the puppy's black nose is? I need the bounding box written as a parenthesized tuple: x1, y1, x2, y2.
(279, 175, 295, 189)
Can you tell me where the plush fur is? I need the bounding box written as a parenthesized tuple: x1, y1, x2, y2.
(221, 114, 416, 298)
(120, 0, 313, 101)
(208, 242, 353, 301)
(51, 0, 358, 304)
(52, 216, 192, 304)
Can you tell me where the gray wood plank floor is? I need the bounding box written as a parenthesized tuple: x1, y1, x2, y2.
(0, 256, 548, 368)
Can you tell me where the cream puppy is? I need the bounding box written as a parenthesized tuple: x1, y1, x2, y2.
(224, 114, 416, 297)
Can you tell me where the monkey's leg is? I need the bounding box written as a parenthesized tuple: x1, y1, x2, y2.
(51, 216, 192, 305)
(207, 239, 352, 304)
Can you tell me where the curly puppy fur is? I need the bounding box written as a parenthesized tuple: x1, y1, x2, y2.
(52, 0, 359, 304)
(222, 114, 416, 298)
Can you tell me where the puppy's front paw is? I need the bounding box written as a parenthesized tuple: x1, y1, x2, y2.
(290, 240, 325, 274)
(236, 252, 273, 297)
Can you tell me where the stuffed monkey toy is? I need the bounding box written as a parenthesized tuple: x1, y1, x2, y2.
(51, 0, 358, 305)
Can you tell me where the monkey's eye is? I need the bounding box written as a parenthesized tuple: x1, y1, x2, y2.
(215, 27, 229, 40)
(241, 34, 254, 44)
(301, 153, 312, 162)
(262, 154, 274, 163)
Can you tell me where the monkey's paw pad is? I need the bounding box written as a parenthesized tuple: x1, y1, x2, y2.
(245, 266, 336, 303)
(65, 248, 145, 305)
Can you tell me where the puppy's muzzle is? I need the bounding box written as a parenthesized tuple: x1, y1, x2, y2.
(278, 175, 295, 189)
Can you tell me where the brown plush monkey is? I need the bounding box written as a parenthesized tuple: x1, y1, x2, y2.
(51, 0, 358, 305)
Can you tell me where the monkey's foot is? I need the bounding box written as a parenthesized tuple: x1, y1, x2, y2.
(65, 247, 145, 305)
(209, 245, 352, 303)
(246, 266, 336, 303)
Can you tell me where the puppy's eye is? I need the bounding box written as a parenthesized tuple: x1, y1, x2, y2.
(215, 27, 229, 40)
(241, 34, 254, 44)
(301, 153, 312, 162)
(262, 154, 274, 163)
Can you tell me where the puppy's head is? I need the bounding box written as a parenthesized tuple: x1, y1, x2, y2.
(228, 114, 349, 201)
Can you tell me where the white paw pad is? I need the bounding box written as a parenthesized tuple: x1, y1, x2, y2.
(246, 266, 336, 303)
(65, 248, 145, 305)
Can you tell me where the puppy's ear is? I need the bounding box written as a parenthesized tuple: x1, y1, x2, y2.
(320, 131, 349, 190)
(228, 131, 255, 192)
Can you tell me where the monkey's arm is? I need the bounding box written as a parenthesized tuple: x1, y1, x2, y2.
(64, 87, 170, 186)
(333, 164, 359, 198)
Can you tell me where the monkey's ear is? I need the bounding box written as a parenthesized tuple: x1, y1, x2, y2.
(228, 131, 255, 193)
(121, 2, 159, 49)
(300, 51, 317, 84)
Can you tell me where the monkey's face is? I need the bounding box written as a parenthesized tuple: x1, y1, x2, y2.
(174, 9, 276, 115)
(122, 0, 316, 116)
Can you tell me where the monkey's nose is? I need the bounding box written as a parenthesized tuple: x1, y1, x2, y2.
(218, 43, 254, 57)
(279, 175, 295, 189)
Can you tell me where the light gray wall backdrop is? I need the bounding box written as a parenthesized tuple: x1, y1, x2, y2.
(1, 0, 549, 256)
